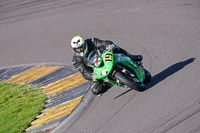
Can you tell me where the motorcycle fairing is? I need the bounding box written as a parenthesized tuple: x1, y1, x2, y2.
(93, 51, 145, 85)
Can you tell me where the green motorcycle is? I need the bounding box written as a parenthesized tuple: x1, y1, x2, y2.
(87, 49, 151, 92)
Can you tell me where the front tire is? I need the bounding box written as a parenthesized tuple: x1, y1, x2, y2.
(114, 71, 145, 92)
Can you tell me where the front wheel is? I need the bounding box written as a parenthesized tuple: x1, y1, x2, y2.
(114, 71, 145, 92)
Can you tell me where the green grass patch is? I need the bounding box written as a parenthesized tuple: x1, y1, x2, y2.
(0, 82, 46, 133)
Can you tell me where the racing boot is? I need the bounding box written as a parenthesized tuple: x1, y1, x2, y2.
(127, 53, 143, 66)
(129, 55, 143, 62)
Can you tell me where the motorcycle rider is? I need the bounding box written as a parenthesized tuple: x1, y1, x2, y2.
(71, 35, 143, 95)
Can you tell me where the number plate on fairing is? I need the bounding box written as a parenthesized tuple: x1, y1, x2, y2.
(105, 53, 113, 62)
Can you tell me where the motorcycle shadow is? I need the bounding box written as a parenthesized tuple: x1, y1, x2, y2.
(114, 58, 196, 99)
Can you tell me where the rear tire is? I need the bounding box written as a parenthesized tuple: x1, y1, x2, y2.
(144, 69, 152, 83)
(114, 71, 145, 92)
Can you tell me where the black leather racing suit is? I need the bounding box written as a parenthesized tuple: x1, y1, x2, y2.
(72, 38, 141, 95)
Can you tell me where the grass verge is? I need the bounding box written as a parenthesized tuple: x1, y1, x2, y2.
(0, 82, 46, 133)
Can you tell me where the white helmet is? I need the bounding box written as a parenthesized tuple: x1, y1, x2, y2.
(71, 35, 88, 56)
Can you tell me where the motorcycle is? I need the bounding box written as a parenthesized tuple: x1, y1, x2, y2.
(87, 49, 151, 92)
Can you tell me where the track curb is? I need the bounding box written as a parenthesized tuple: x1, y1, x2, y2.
(0, 63, 92, 132)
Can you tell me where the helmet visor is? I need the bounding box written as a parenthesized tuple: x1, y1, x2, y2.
(73, 45, 85, 53)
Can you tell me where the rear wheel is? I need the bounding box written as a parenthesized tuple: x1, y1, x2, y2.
(114, 71, 145, 92)
(144, 69, 152, 83)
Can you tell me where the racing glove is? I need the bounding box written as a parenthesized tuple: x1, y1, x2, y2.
(106, 44, 116, 52)
(106, 44, 120, 52)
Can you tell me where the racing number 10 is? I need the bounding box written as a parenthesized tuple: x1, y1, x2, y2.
(105, 53, 113, 62)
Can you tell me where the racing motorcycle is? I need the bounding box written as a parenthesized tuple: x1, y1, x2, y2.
(87, 49, 151, 92)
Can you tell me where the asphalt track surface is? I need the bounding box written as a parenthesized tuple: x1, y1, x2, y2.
(0, 0, 200, 133)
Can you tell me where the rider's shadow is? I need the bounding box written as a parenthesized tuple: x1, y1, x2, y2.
(114, 58, 196, 99)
